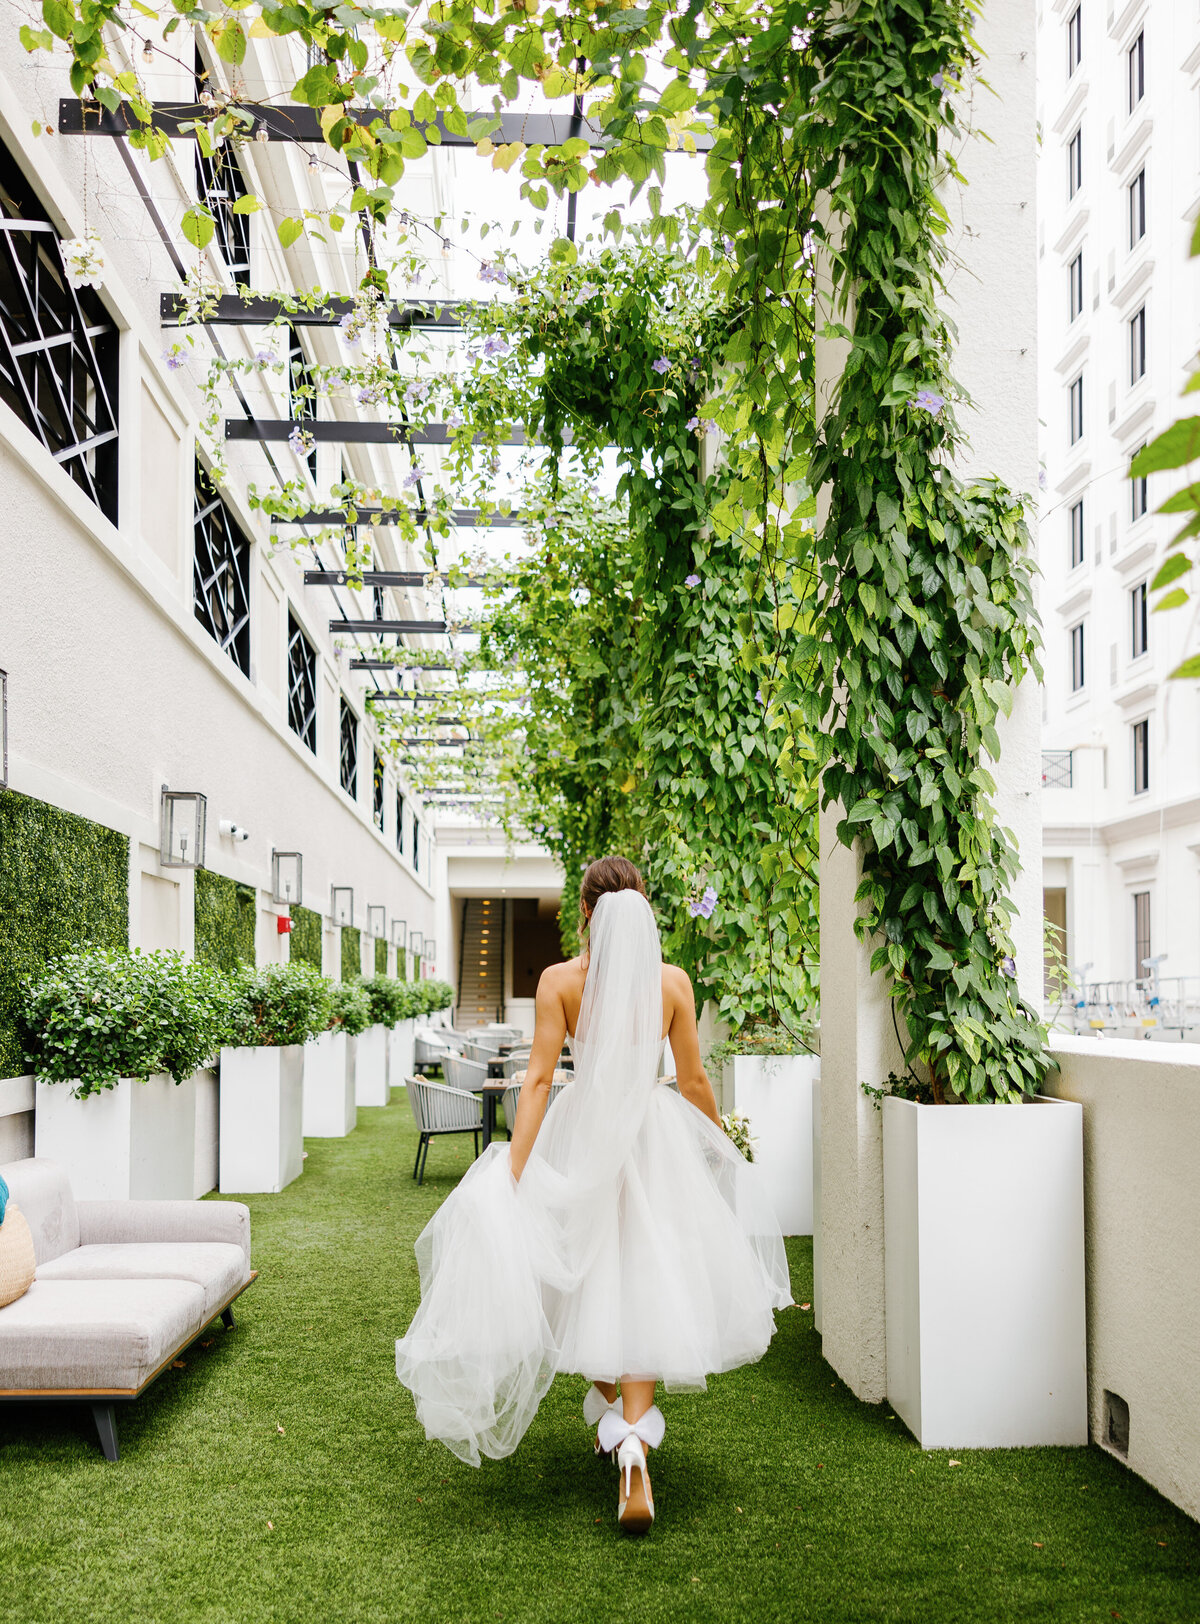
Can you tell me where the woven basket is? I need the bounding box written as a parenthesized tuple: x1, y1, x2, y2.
(0, 1201, 36, 1309)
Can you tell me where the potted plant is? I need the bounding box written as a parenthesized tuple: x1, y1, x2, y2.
(301, 983, 356, 1140)
(219, 963, 331, 1193)
(24, 949, 228, 1200)
(331, 980, 384, 1107)
(712, 1020, 819, 1237)
(362, 975, 419, 1092)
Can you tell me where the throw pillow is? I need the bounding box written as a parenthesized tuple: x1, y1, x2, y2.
(0, 1201, 36, 1309)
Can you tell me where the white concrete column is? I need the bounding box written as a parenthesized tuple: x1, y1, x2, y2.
(814, 0, 1040, 1401)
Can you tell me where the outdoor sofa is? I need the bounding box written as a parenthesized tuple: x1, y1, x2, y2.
(0, 1157, 255, 1461)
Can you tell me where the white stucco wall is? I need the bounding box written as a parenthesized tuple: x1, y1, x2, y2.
(1044, 1034, 1200, 1520)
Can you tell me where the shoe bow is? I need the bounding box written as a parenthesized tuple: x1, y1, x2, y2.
(596, 1404, 666, 1456)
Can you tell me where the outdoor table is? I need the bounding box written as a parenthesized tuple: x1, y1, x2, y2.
(480, 1083, 508, 1149)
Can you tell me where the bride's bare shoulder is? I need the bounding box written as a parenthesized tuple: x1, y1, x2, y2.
(661, 962, 695, 1001)
(537, 957, 586, 992)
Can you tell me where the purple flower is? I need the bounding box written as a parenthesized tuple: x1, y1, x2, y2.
(700, 885, 718, 915)
(1001, 955, 1017, 978)
(357, 385, 382, 406)
(482, 334, 510, 359)
(688, 899, 704, 918)
(402, 466, 426, 489)
(287, 425, 314, 457)
(1038, 469, 1047, 489)
(160, 346, 186, 372)
(576, 282, 600, 301)
(447, 408, 464, 429)
(756, 688, 765, 705)
(689, 356, 702, 376)
(651, 357, 671, 376)
(404, 379, 429, 406)
(686, 416, 716, 437)
(910, 389, 945, 414)
(684, 572, 701, 587)
(338, 312, 360, 348)
(722, 235, 735, 255)
(253, 347, 277, 366)
(478, 261, 508, 285)
(932, 71, 945, 90)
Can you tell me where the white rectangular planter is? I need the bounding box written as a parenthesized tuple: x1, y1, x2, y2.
(812, 1079, 823, 1332)
(883, 1095, 1088, 1450)
(351, 1024, 390, 1107)
(724, 1054, 819, 1236)
(388, 1019, 415, 1090)
(302, 1029, 355, 1137)
(218, 1044, 304, 1194)
(193, 1067, 219, 1197)
(35, 1072, 197, 1200)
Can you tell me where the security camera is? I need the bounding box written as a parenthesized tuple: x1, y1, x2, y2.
(218, 820, 251, 843)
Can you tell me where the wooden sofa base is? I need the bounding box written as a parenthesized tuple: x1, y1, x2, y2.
(0, 1271, 258, 1461)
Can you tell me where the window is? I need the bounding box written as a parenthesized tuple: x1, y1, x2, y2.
(1068, 251, 1083, 322)
(1133, 890, 1151, 978)
(411, 816, 420, 873)
(1069, 374, 1084, 444)
(195, 149, 251, 282)
(193, 464, 251, 675)
(1131, 581, 1148, 657)
(395, 788, 406, 853)
(1070, 622, 1086, 692)
(288, 327, 318, 477)
(1069, 499, 1085, 569)
(373, 749, 384, 830)
(1067, 6, 1082, 76)
(0, 153, 119, 520)
(1129, 305, 1146, 384)
(1131, 446, 1148, 521)
(1068, 128, 1083, 199)
(1128, 30, 1144, 114)
(1132, 718, 1149, 794)
(340, 698, 358, 798)
(287, 614, 316, 750)
(1129, 168, 1146, 247)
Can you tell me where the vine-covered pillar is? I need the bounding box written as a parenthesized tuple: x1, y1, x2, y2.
(814, 0, 1042, 1403)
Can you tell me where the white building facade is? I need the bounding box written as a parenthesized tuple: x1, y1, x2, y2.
(1038, 0, 1200, 1018)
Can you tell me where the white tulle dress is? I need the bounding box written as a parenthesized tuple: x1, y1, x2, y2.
(395, 890, 793, 1465)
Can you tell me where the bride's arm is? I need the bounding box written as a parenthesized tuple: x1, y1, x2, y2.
(509, 969, 568, 1181)
(665, 966, 722, 1127)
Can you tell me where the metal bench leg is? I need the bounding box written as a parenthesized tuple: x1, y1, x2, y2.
(91, 1402, 119, 1463)
(417, 1136, 429, 1186)
(473, 1130, 480, 1160)
(412, 1133, 425, 1180)
(220, 1305, 236, 1330)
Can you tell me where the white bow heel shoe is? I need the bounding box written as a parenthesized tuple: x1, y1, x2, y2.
(597, 1405, 665, 1535)
(583, 1384, 621, 1458)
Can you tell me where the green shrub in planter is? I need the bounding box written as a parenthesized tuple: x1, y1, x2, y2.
(414, 979, 455, 1016)
(706, 1018, 816, 1070)
(361, 975, 411, 1027)
(226, 962, 332, 1049)
(22, 949, 231, 1100)
(329, 980, 373, 1037)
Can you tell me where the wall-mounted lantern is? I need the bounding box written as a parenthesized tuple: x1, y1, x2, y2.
(425, 938, 436, 964)
(271, 850, 303, 907)
(367, 903, 386, 937)
(160, 786, 207, 868)
(391, 918, 407, 949)
(331, 886, 354, 927)
(409, 930, 424, 958)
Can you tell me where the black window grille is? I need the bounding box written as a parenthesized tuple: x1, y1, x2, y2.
(1129, 305, 1146, 384)
(1070, 499, 1084, 568)
(195, 147, 251, 282)
(1131, 581, 1148, 658)
(1067, 5, 1082, 76)
(396, 787, 405, 852)
(1068, 128, 1082, 199)
(1129, 168, 1146, 247)
(288, 613, 317, 751)
(194, 465, 251, 675)
(0, 157, 118, 520)
(1070, 622, 1085, 692)
(1041, 750, 1074, 789)
(1132, 718, 1149, 794)
(340, 697, 358, 798)
(412, 816, 420, 872)
(1128, 30, 1145, 113)
(373, 749, 384, 829)
(1069, 374, 1084, 444)
(1133, 890, 1151, 976)
(289, 327, 318, 477)
(1068, 251, 1083, 322)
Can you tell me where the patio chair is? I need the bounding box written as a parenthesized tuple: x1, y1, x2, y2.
(464, 1038, 502, 1061)
(414, 1034, 459, 1075)
(501, 1074, 570, 1139)
(404, 1078, 482, 1185)
(502, 1051, 532, 1079)
(444, 1054, 489, 1093)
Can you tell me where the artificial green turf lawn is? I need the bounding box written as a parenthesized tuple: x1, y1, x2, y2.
(1, 1095, 1198, 1624)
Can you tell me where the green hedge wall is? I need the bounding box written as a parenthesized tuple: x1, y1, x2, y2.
(290, 906, 324, 971)
(374, 936, 387, 974)
(0, 789, 129, 1077)
(194, 869, 257, 972)
(341, 925, 362, 981)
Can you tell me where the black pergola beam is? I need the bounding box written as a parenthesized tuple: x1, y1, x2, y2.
(161, 293, 462, 329)
(305, 569, 489, 587)
(289, 509, 522, 528)
(333, 618, 451, 634)
(365, 692, 459, 702)
(351, 660, 453, 670)
(226, 418, 529, 446)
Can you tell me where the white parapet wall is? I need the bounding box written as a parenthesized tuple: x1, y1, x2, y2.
(1044, 1033, 1200, 1521)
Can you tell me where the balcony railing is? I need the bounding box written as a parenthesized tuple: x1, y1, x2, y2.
(1041, 749, 1073, 789)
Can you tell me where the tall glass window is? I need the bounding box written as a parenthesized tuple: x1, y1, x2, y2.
(1128, 31, 1145, 113)
(396, 787, 406, 853)
(1068, 250, 1083, 322)
(1129, 305, 1146, 384)
(1068, 129, 1083, 199)
(1131, 581, 1148, 658)
(1132, 718, 1149, 794)
(287, 615, 317, 751)
(1131, 446, 1148, 521)
(340, 699, 358, 799)
(1067, 6, 1082, 77)
(1069, 374, 1084, 444)
(193, 465, 251, 675)
(1133, 890, 1151, 978)
(1070, 622, 1086, 691)
(1070, 499, 1085, 568)
(373, 749, 384, 830)
(1129, 168, 1146, 247)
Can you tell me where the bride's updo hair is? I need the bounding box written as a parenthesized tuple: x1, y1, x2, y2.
(579, 856, 647, 936)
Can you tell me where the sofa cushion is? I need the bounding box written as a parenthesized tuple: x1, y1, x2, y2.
(37, 1242, 249, 1319)
(0, 1202, 36, 1308)
(75, 1200, 251, 1267)
(0, 1160, 79, 1266)
(0, 1278, 206, 1392)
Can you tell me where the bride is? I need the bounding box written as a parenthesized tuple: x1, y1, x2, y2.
(395, 856, 792, 1534)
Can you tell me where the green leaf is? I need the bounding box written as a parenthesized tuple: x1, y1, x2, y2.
(1152, 587, 1189, 612)
(292, 64, 339, 108)
(277, 217, 304, 249)
(1168, 654, 1200, 679)
(1149, 552, 1193, 591)
(229, 194, 261, 215)
(180, 207, 214, 250)
(41, 0, 72, 41)
(548, 237, 577, 266)
(1132, 419, 1200, 476)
